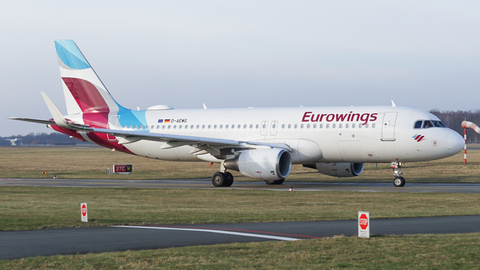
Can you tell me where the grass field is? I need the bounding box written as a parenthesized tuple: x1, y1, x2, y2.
(1, 146, 480, 183)
(1, 187, 480, 231)
(2, 233, 480, 269)
(1, 146, 480, 268)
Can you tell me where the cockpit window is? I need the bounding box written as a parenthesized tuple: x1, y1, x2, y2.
(422, 120, 434, 128)
(414, 121, 423, 129)
(414, 120, 446, 129)
(432, 120, 446, 128)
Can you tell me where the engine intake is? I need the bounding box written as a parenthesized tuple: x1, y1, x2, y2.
(224, 148, 292, 181)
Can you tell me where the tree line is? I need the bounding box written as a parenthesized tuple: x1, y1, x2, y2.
(0, 132, 91, 146)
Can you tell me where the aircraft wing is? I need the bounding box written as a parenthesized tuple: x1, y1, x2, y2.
(9, 117, 55, 125)
(89, 127, 292, 152)
(10, 92, 292, 156)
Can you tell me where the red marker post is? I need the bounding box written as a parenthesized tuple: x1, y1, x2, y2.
(358, 211, 370, 238)
(81, 203, 88, 222)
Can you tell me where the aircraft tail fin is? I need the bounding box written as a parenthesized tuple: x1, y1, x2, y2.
(55, 40, 123, 115)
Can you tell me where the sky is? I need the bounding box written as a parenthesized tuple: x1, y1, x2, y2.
(1, 0, 479, 137)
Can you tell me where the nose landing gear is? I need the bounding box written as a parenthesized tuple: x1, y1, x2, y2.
(391, 162, 406, 187)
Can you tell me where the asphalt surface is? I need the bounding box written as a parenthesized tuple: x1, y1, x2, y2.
(2, 216, 480, 260)
(2, 178, 480, 193)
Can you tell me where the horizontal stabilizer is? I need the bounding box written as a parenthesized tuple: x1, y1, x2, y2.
(9, 117, 55, 125)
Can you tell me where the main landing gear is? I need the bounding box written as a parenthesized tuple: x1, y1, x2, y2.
(212, 171, 234, 187)
(391, 162, 405, 187)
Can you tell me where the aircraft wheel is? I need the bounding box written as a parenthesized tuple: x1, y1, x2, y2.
(212, 172, 227, 187)
(224, 172, 234, 187)
(264, 178, 285, 185)
(393, 177, 406, 187)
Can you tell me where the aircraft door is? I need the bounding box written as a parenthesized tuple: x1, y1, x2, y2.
(382, 112, 397, 141)
(261, 121, 268, 136)
(270, 121, 278, 136)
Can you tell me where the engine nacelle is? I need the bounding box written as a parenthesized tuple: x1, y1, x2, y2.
(224, 149, 292, 181)
(303, 162, 364, 177)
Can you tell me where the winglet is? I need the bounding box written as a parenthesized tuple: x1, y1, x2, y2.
(40, 92, 70, 128)
(391, 100, 396, 108)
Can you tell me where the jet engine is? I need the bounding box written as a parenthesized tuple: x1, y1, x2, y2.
(224, 148, 292, 181)
(303, 162, 364, 177)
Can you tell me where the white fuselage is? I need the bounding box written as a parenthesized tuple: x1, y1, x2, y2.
(105, 105, 463, 164)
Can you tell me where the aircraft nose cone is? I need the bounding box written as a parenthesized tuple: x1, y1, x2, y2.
(447, 132, 464, 154)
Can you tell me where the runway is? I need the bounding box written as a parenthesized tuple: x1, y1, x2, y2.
(2, 178, 480, 193)
(1, 215, 480, 260)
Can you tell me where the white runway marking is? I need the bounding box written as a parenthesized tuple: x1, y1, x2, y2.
(114, 225, 300, 241)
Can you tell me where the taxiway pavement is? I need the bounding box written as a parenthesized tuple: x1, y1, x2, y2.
(1, 216, 480, 260)
(2, 178, 480, 193)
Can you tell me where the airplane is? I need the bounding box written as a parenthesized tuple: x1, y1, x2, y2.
(11, 40, 465, 187)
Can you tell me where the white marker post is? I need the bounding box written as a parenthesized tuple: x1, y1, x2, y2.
(358, 211, 370, 238)
(81, 203, 88, 222)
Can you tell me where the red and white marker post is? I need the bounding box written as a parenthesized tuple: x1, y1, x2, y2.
(464, 128, 467, 164)
(461, 121, 480, 164)
(81, 203, 88, 222)
(358, 211, 370, 238)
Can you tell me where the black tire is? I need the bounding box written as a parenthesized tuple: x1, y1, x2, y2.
(264, 178, 285, 185)
(212, 172, 226, 187)
(224, 172, 234, 187)
(393, 177, 406, 187)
